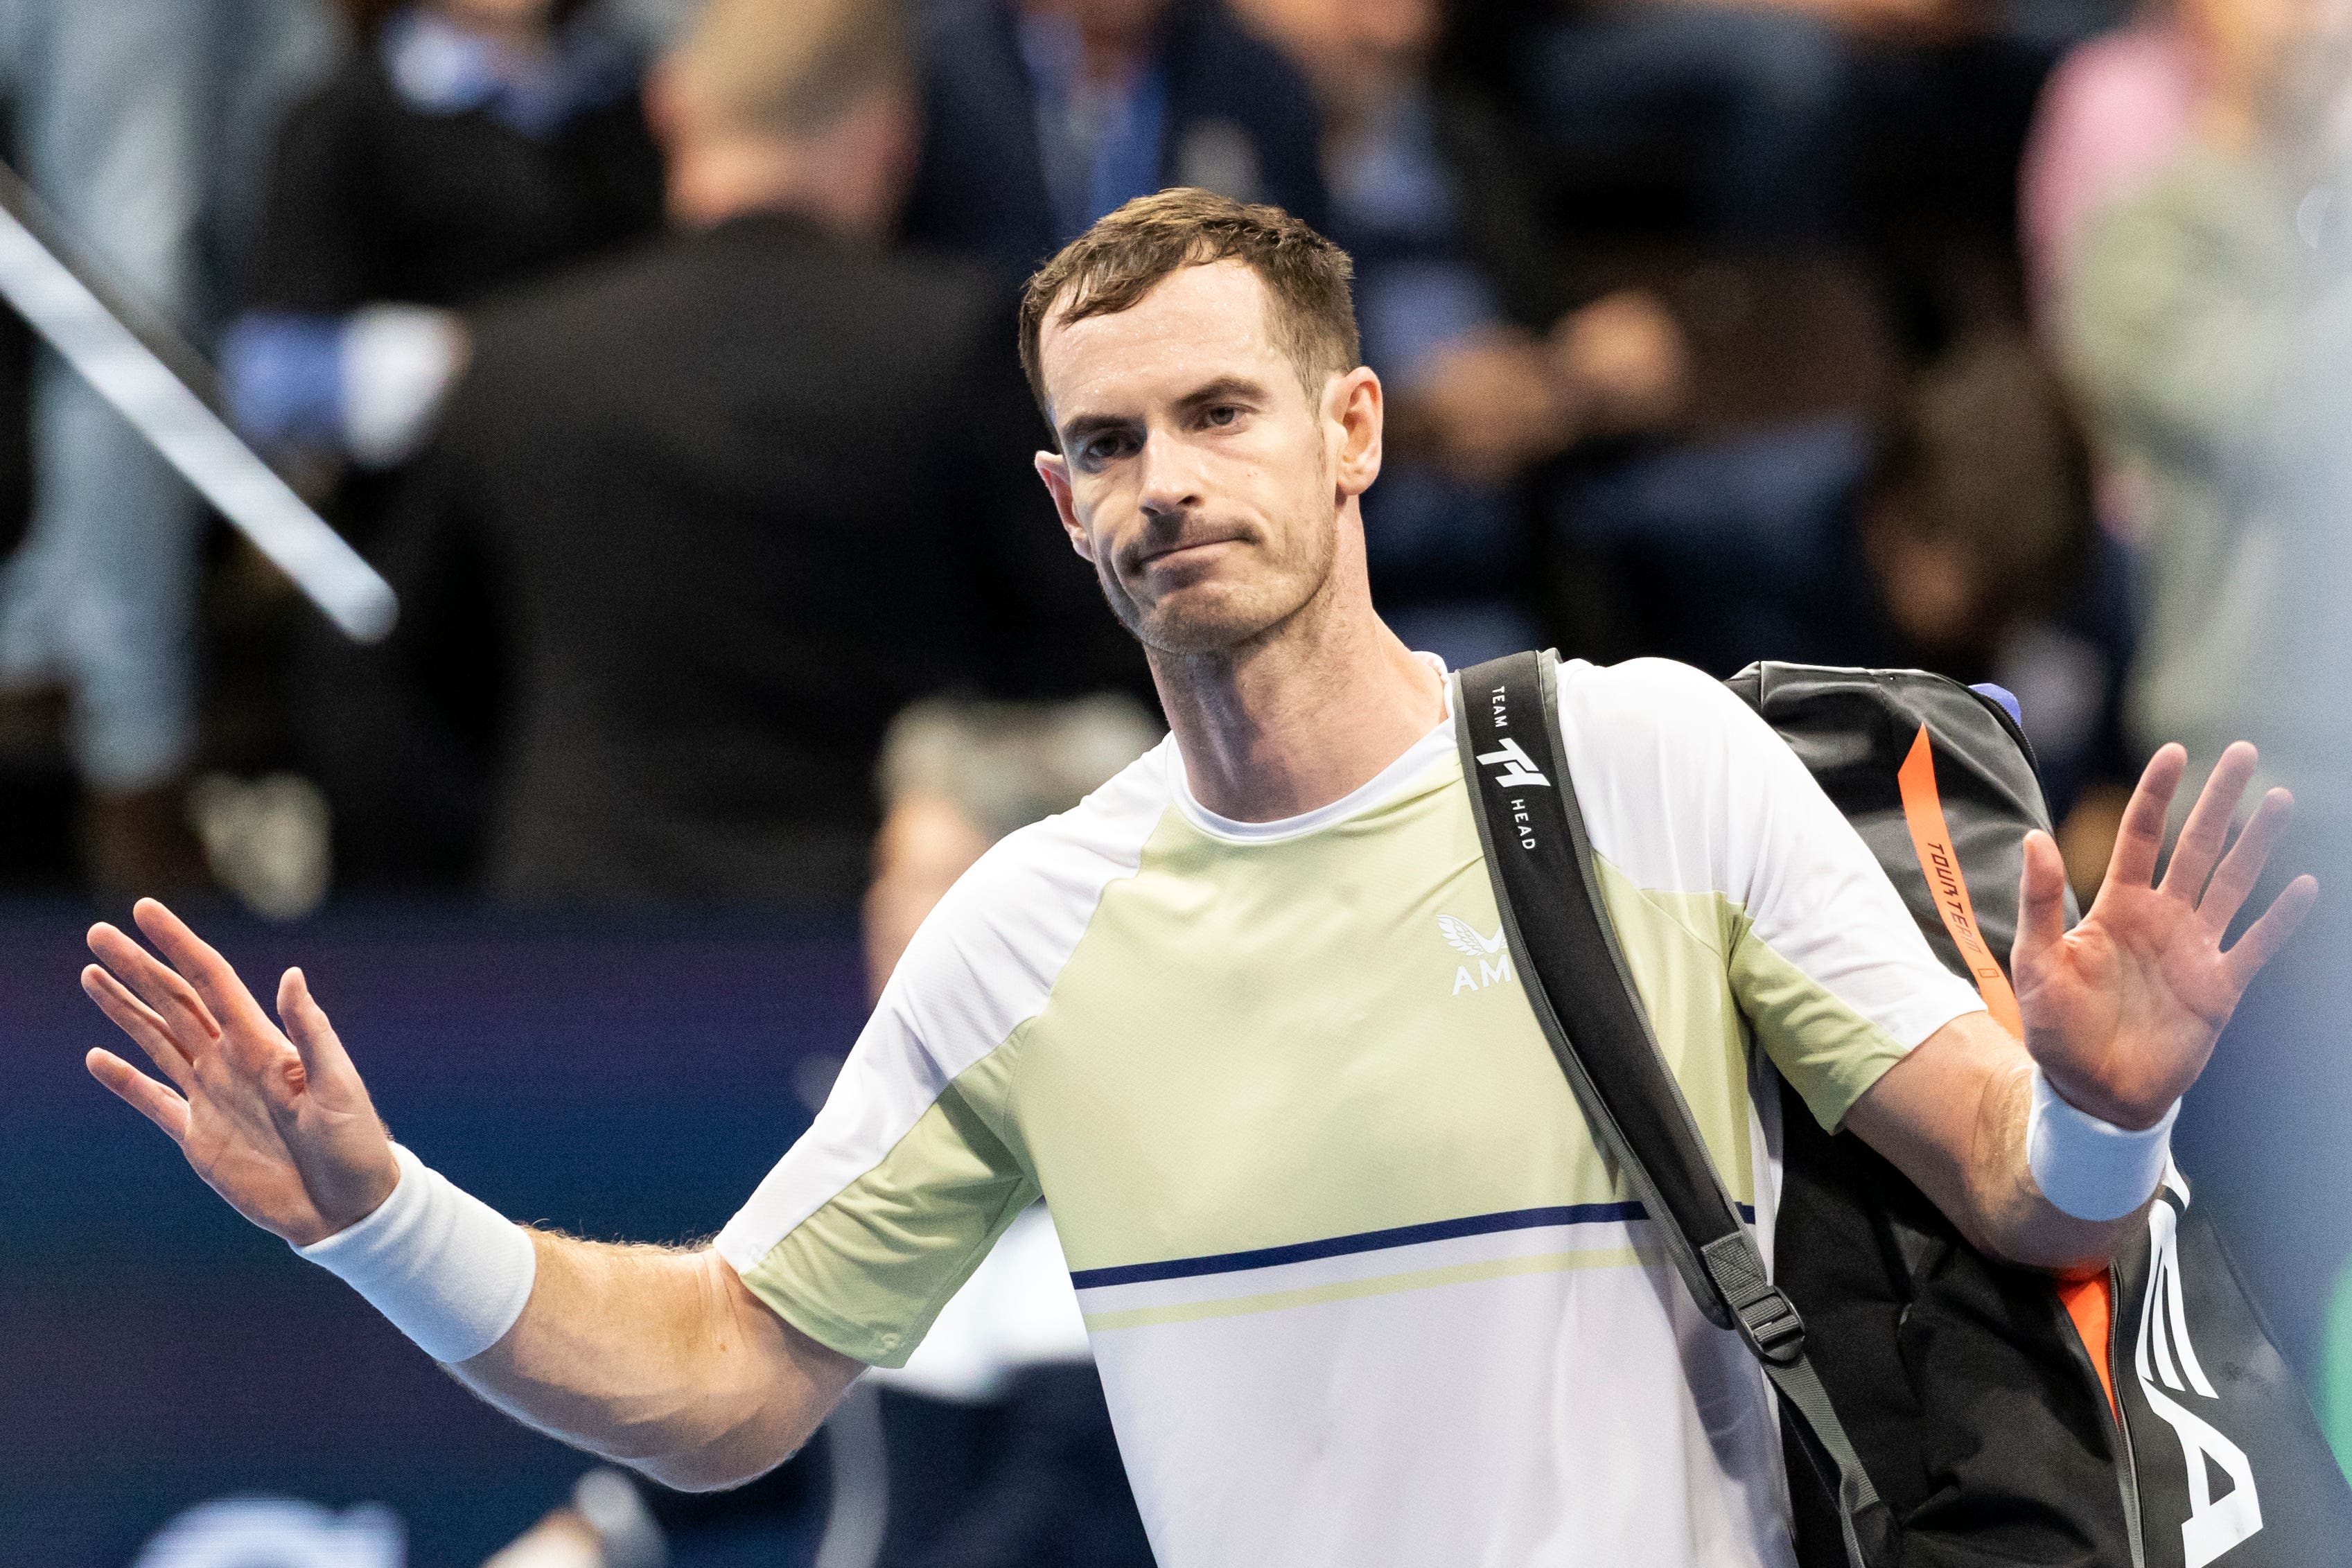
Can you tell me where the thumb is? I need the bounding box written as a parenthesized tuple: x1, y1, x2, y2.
(278, 967, 360, 1093)
(2012, 830, 2069, 989)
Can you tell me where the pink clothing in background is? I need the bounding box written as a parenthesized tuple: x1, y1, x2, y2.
(2020, 23, 2203, 330)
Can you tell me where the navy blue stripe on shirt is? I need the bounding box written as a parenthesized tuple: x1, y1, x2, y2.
(1069, 1200, 1759, 1291)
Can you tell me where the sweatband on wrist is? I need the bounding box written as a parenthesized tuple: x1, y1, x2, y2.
(295, 1143, 536, 1363)
(2026, 1065, 2179, 1222)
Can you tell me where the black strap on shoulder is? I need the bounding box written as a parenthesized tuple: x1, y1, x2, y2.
(1453, 651, 1892, 1568)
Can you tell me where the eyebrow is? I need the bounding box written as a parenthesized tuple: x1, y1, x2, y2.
(1055, 374, 1272, 450)
(1056, 409, 1134, 450)
(1174, 374, 1268, 413)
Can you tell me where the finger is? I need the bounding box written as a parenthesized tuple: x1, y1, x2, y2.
(80, 964, 196, 1089)
(2197, 786, 2294, 932)
(2103, 744, 2186, 896)
(2160, 741, 2259, 901)
(88, 920, 222, 1046)
(2221, 873, 2319, 993)
(2012, 829, 2069, 986)
(130, 899, 270, 1037)
(277, 967, 360, 1090)
(86, 1047, 191, 1143)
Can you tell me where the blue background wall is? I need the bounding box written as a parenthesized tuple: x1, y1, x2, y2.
(3, 904, 865, 1567)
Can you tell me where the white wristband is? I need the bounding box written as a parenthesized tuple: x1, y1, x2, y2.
(2026, 1066, 2179, 1222)
(295, 1143, 536, 1363)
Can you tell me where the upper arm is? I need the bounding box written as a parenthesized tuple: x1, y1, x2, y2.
(1838, 1010, 2028, 1246)
(714, 847, 1060, 1370)
(1557, 660, 1985, 1131)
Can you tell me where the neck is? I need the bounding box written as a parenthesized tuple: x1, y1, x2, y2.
(665, 137, 892, 239)
(1150, 513, 1446, 823)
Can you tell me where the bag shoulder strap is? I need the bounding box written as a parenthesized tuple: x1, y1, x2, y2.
(1453, 651, 1891, 1568)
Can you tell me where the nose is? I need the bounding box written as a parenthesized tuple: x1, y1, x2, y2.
(1135, 429, 1204, 522)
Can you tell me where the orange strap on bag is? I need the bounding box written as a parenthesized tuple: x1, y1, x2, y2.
(1895, 724, 2118, 1419)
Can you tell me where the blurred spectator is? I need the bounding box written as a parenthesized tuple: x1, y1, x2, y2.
(2060, 0, 2352, 819)
(1501, 0, 2127, 245)
(900, 0, 1327, 288)
(0, 0, 336, 891)
(1512, 0, 1873, 240)
(2018, 8, 2199, 337)
(226, 0, 662, 479)
(1239, 0, 1692, 667)
(1568, 333, 2136, 888)
(2051, 0, 2352, 1383)
(486, 698, 1161, 1567)
(361, 0, 1143, 906)
(866, 696, 1161, 995)
(225, 0, 667, 886)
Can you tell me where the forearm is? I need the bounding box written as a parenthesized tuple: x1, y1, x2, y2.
(1847, 1015, 2141, 1275)
(453, 1233, 861, 1491)
(1945, 1052, 2141, 1274)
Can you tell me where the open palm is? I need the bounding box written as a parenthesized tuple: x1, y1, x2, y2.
(82, 899, 398, 1246)
(2014, 742, 2317, 1130)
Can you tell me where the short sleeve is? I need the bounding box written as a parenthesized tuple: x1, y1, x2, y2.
(714, 761, 1166, 1365)
(1556, 660, 1986, 1131)
(714, 928, 1042, 1368)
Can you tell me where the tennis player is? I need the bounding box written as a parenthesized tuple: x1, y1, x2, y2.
(81, 188, 2315, 1567)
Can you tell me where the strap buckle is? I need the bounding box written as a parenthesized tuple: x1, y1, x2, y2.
(1736, 1285, 1807, 1366)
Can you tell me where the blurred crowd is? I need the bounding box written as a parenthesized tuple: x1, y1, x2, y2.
(8, 0, 2352, 1557)
(13, 0, 2335, 919)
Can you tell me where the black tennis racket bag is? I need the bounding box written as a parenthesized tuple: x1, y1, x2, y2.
(1454, 651, 2352, 1568)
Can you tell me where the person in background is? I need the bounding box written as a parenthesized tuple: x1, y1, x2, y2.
(227, 0, 662, 478)
(1504, 0, 2127, 245)
(902, 0, 1327, 290)
(484, 696, 1162, 1568)
(2061, 0, 2352, 827)
(1236, 0, 1690, 667)
(866, 696, 1164, 996)
(0, 0, 337, 892)
(2060, 0, 2352, 1384)
(2018, 1, 2201, 342)
(1565, 333, 2137, 894)
(225, 0, 667, 887)
(369, 0, 1142, 907)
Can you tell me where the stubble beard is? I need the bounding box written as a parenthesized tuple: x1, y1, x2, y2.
(1098, 504, 1340, 660)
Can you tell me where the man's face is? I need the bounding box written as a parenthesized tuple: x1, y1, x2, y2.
(1035, 262, 1369, 657)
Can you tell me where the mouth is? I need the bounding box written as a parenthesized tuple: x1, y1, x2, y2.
(1132, 534, 1245, 571)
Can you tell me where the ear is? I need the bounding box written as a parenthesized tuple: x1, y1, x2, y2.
(1035, 450, 1094, 562)
(1328, 366, 1384, 500)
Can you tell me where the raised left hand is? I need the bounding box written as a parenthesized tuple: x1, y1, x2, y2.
(2012, 741, 2317, 1130)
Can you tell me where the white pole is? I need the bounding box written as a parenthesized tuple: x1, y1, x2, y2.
(0, 182, 396, 643)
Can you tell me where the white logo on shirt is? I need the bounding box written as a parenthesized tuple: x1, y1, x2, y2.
(1440, 915, 1512, 995)
(1475, 737, 1552, 790)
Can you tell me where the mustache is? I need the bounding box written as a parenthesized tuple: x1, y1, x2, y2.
(1121, 514, 1256, 572)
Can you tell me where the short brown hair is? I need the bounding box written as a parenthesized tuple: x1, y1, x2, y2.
(1018, 188, 1360, 419)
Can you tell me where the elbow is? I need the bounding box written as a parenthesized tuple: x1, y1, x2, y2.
(625, 1422, 805, 1494)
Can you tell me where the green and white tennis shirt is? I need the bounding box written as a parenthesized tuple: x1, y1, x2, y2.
(717, 657, 1985, 1567)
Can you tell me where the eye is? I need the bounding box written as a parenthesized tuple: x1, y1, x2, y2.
(1203, 404, 1242, 428)
(1082, 431, 1137, 466)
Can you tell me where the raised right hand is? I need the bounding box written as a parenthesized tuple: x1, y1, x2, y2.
(82, 897, 398, 1247)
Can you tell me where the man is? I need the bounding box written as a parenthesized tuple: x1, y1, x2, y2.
(80, 186, 2315, 1565)
(341, 0, 1134, 904)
